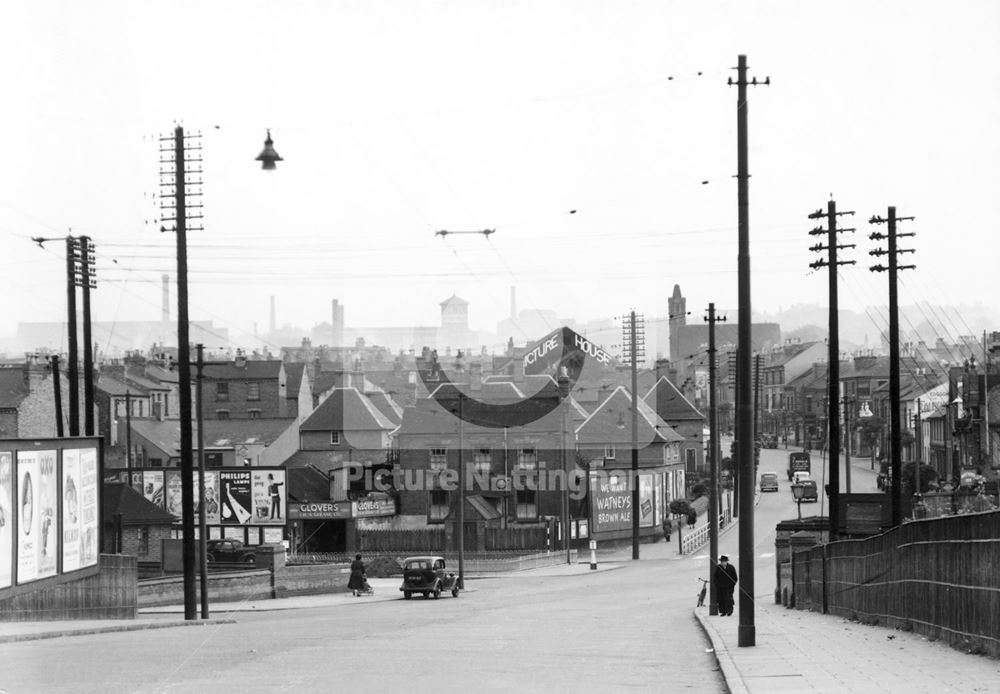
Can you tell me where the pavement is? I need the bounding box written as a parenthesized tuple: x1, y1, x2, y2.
(0, 560, 622, 643)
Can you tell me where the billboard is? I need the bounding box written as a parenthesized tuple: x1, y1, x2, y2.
(0, 452, 12, 589)
(589, 473, 632, 533)
(220, 470, 253, 524)
(0, 440, 101, 592)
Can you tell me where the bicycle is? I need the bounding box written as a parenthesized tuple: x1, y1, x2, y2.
(697, 578, 708, 607)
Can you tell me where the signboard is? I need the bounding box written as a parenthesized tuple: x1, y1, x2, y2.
(589, 473, 632, 533)
(199, 471, 221, 525)
(288, 501, 352, 520)
(0, 452, 11, 589)
(638, 474, 654, 528)
(164, 470, 183, 519)
(250, 470, 285, 525)
(838, 494, 888, 536)
(142, 470, 164, 507)
(353, 497, 395, 518)
(220, 470, 253, 524)
(61, 450, 82, 572)
(78, 448, 99, 570)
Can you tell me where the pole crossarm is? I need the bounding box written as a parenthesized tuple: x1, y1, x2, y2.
(435, 229, 495, 237)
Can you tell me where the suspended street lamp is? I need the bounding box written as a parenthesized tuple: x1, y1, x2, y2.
(255, 129, 283, 170)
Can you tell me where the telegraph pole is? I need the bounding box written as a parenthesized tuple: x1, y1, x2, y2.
(729, 53, 768, 648)
(870, 207, 916, 527)
(558, 367, 572, 565)
(78, 236, 96, 436)
(66, 235, 80, 436)
(622, 310, 645, 560)
(161, 125, 203, 620)
(196, 344, 209, 619)
(705, 303, 726, 616)
(125, 390, 133, 479)
(809, 199, 856, 540)
(51, 356, 64, 437)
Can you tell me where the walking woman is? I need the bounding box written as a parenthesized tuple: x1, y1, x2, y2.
(348, 554, 366, 596)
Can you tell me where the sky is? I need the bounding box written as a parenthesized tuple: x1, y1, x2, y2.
(2, 1, 998, 355)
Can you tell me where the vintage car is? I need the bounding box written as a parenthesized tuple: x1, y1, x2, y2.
(399, 555, 460, 599)
(205, 539, 257, 563)
(759, 472, 779, 492)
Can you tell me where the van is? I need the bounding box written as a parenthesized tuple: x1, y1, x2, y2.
(759, 472, 779, 492)
(792, 471, 811, 485)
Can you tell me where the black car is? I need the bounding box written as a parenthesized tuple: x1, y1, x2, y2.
(205, 539, 257, 563)
(399, 556, 460, 599)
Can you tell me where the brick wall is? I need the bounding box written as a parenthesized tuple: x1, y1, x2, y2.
(138, 570, 273, 607)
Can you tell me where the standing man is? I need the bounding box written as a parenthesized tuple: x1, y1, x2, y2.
(713, 555, 739, 616)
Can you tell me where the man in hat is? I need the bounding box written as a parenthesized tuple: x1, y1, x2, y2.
(713, 555, 739, 616)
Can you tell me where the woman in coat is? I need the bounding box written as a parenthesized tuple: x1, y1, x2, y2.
(348, 554, 366, 595)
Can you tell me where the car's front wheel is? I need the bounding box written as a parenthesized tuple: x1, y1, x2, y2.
(403, 591, 411, 600)
(451, 587, 459, 598)
(432, 583, 441, 600)
(242, 555, 256, 564)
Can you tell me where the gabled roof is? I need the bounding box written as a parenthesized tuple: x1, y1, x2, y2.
(98, 375, 148, 397)
(367, 390, 404, 425)
(103, 483, 176, 526)
(0, 368, 29, 408)
(144, 363, 179, 385)
(300, 387, 396, 432)
(440, 293, 468, 307)
(642, 377, 704, 422)
(203, 360, 283, 380)
(576, 386, 683, 444)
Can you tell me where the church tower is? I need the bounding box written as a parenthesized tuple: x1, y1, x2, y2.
(667, 284, 686, 361)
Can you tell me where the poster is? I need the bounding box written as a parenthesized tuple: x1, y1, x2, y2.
(251, 470, 285, 525)
(142, 470, 164, 509)
(61, 449, 82, 572)
(79, 448, 98, 569)
(0, 452, 12, 589)
(589, 473, 631, 533)
(16, 451, 40, 583)
(164, 470, 183, 519)
(654, 473, 664, 527)
(34, 450, 58, 579)
(638, 474, 654, 528)
(130, 471, 143, 494)
(219, 470, 252, 525)
(199, 471, 220, 525)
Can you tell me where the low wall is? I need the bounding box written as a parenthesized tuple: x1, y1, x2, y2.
(276, 563, 351, 598)
(0, 554, 137, 622)
(139, 570, 272, 608)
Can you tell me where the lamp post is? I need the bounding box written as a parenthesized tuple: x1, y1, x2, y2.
(791, 482, 805, 521)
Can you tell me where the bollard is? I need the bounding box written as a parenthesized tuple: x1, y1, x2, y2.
(589, 539, 597, 570)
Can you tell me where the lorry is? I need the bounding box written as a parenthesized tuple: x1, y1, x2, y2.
(786, 452, 811, 481)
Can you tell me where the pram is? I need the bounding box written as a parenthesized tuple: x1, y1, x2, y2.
(353, 578, 375, 597)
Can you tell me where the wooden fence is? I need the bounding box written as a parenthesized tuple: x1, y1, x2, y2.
(791, 509, 1000, 657)
(485, 526, 547, 551)
(357, 528, 447, 553)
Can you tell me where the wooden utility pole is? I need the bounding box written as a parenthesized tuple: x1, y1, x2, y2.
(809, 199, 856, 540)
(729, 54, 768, 648)
(870, 207, 916, 527)
(79, 235, 96, 436)
(196, 344, 209, 619)
(622, 310, 644, 560)
(705, 303, 726, 616)
(51, 355, 64, 437)
(66, 236, 80, 436)
(161, 125, 203, 620)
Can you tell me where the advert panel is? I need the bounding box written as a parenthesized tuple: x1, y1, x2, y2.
(220, 470, 252, 525)
(0, 451, 12, 589)
(251, 470, 285, 525)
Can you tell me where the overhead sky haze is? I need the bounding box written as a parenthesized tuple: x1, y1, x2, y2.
(2, 1, 998, 353)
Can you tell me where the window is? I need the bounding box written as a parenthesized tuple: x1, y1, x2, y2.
(138, 401, 144, 417)
(515, 488, 537, 520)
(247, 382, 260, 401)
(216, 382, 229, 401)
(330, 431, 341, 445)
(473, 448, 492, 474)
(248, 409, 261, 419)
(604, 445, 615, 460)
(685, 448, 697, 472)
(429, 447, 448, 471)
(516, 448, 537, 470)
(205, 452, 224, 468)
(429, 489, 450, 521)
(216, 410, 230, 420)
(137, 527, 149, 556)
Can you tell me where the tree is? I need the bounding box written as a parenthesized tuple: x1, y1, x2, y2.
(901, 461, 938, 497)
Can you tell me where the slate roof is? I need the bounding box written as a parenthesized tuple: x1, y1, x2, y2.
(300, 387, 396, 432)
(643, 377, 705, 422)
(576, 386, 684, 445)
(130, 418, 296, 455)
(98, 375, 147, 396)
(286, 465, 332, 500)
(103, 483, 176, 526)
(367, 390, 404, 425)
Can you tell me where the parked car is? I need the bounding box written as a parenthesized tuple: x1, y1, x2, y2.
(759, 472, 779, 492)
(205, 539, 257, 563)
(792, 471, 811, 485)
(399, 555, 460, 599)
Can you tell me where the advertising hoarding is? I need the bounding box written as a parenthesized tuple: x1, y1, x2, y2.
(220, 470, 253, 524)
(589, 473, 632, 533)
(199, 471, 220, 525)
(638, 473, 654, 528)
(61, 450, 82, 572)
(0, 452, 12, 589)
(250, 470, 285, 525)
(79, 448, 99, 569)
(16, 451, 40, 584)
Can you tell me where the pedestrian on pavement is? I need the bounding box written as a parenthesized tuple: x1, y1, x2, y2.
(348, 554, 367, 596)
(713, 555, 738, 616)
(662, 517, 671, 541)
